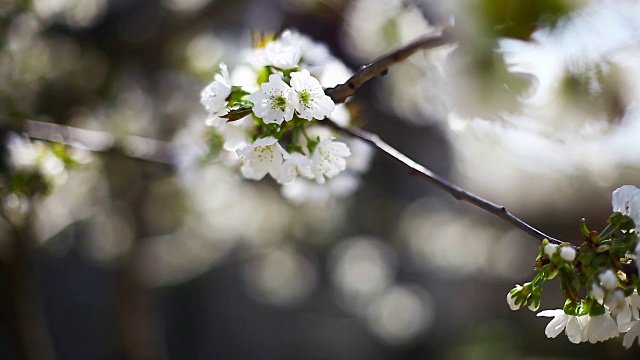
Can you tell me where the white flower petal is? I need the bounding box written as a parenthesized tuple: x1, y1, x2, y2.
(311, 139, 351, 184)
(566, 315, 587, 344)
(623, 321, 640, 349)
(272, 152, 313, 184)
(249, 74, 295, 125)
(201, 62, 232, 115)
(545, 313, 569, 338)
(254, 30, 302, 69)
(537, 309, 565, 318)
(236, 136, 284, 181)
(612, 185, 640, 227)
(290, 69, 335, 120)
(583, 312, 618, 344)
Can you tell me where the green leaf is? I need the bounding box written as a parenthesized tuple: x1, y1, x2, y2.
(226, 86, 250, 104)
(222, 107, 253, 121)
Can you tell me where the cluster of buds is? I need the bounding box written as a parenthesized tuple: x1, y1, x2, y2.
(200, 30, 372, 201)
(508, 185, 640, 348)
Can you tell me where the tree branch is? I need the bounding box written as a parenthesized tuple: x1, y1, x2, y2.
(326, 28, 455, 104)
(25, 120, 175, 166)
(326, 119, 563, 245)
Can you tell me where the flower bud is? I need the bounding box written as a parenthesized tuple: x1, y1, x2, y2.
(559, 246, 576, 262)
(544, 243, 558, 258)
(599, 270, 618, 290)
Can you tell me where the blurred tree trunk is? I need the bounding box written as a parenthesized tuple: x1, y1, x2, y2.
(6, 209, 56, 360)
(106, 155, 168, 360)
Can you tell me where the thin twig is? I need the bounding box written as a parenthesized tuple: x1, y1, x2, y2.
(326, 28, 455, 104)
(326, 119, 563, 245)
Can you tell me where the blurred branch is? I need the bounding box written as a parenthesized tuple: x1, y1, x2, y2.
(25, 120, 175, 166)
(326, 28, 455, 104)
(326, 119, 564, 246)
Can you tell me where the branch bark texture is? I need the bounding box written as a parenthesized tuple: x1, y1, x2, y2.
(326, 28, 454, 104)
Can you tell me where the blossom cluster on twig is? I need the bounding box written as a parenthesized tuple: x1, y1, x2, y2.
(0, 132, 90, 227)
(199, 29, 372, 202)
(509, 185, 640, 348)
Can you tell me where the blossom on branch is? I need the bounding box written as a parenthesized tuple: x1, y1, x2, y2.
(537, 309, 586, 343)
(582, 310, 619, 344)
(273, 151, 313, 184)
(200, 62, 232, 117)
(290, 69, 335, 120)
(254, 30, 302, 70)
(612, 185, 640, 228)
(236, 137, 286, 180)
(311, 138, 351, 184)
(249, 74, 296, 125)
(197, 29, 367, 202)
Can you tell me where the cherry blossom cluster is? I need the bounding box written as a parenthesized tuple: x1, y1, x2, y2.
(199, 30, 371, 201)
(507, 185, 640, 347)
(1, 133, 88, 209)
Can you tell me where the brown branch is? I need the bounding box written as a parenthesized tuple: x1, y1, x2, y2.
(326, 119, 563, 245)
(326, 28, 455, 104)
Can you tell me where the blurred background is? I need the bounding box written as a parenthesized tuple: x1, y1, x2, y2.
(1, 0, 640, 359)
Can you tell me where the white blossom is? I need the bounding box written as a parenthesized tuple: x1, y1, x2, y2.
(537, 309, 586, 343)
(230, 63, 260, 93)
(236, 137, 285, 180)
(39, 151, 65, 178)
(200, 62, 232, 116)
(582, 310, 619, 344)
(311, 138, 351, 184)
(615, 293, 639, 332)
(295, 30, 332, 66)
(543, 243, 557, 258)
(290, 69, 335, 120)
(254, 30, 302, 69)
(636, 242, 640, 277)
(591, 283, 605, 300)
(249, 74, 295, 125)
(330, 103, 351, 127)
(7, 134, 42, 172)
(559, 246, 576, 262)
(6, 134, 71, 185)
(618, 291, 640, 332)
(623, 321, 640, 348)
(506, 287, 522, 311)
(599, 269, 618, 290)
(612, 185, 640, 226)
(316, 59, 353, 88)
(272, 152, 313, 184)
(630, 291, 640, 320)
(605, 289, 627, 316)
